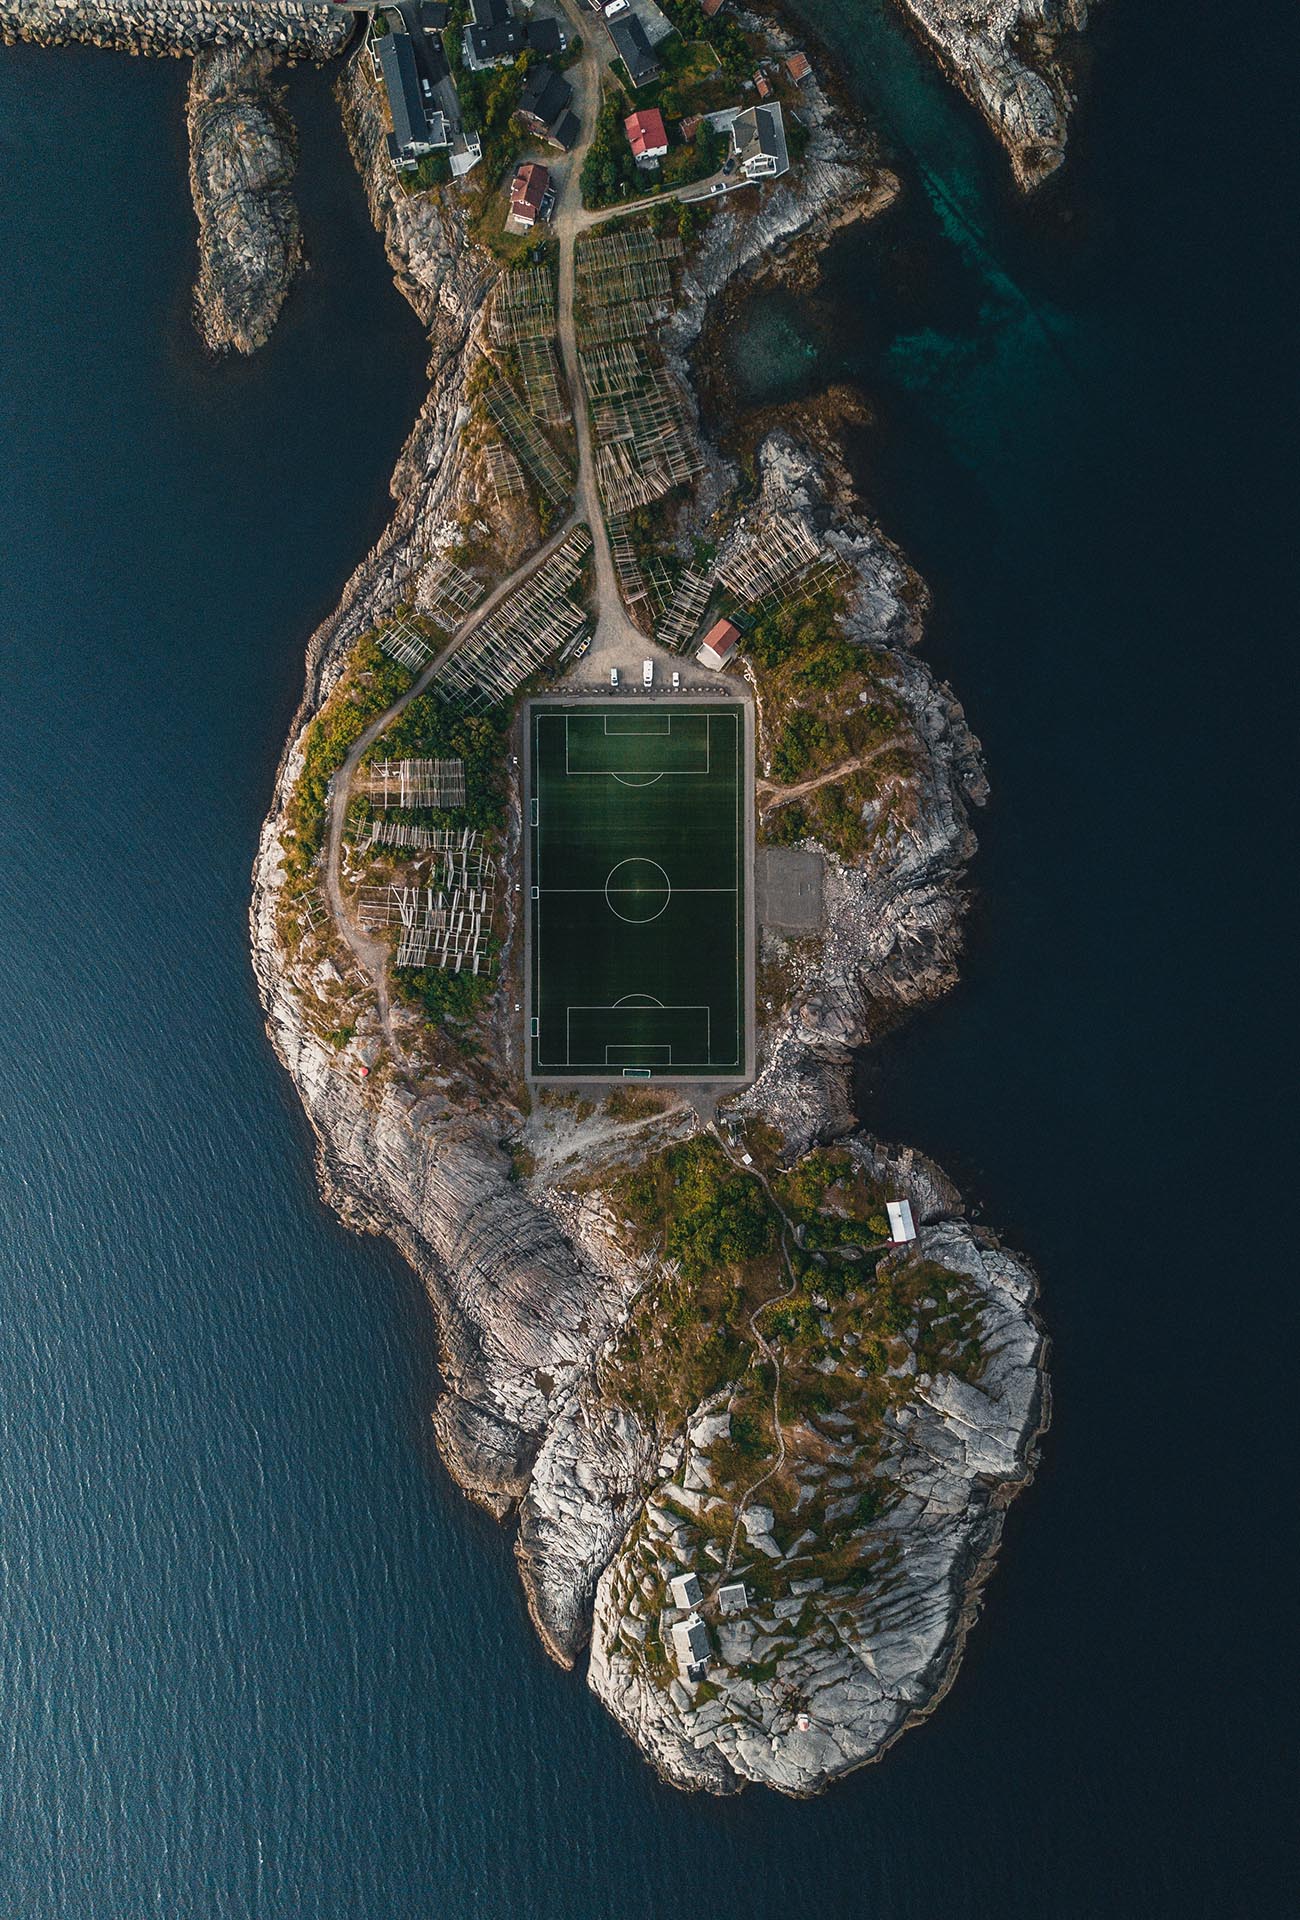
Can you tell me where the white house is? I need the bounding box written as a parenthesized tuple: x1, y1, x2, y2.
(730, 101, 789, 181)
(669, 1572, 703, 1609)
(697, 617, 739, 671)
(886, 1197, 918, 1244)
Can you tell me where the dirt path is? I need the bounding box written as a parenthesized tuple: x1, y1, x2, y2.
(322, 515, 581, 1054)
(757, 739, 906, 810)
(706, 1125, 802, 1572)
(321, 12, 740, 1065)
(320, 11, 633, 1059)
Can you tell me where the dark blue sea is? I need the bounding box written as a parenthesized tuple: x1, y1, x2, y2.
(0, 10, 1292, 1916)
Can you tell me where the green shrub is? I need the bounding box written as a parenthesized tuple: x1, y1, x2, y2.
(283, 638, 412, 883)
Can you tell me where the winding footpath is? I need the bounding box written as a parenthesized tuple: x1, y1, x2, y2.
(322, 14, 659, 1032)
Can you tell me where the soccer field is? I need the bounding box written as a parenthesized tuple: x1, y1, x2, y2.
(527, 702, 748, 1079)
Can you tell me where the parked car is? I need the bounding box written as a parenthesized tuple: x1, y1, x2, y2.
(642, 659, 653, 687)
(610, 667, 620, 687)
(604, 0, 629, 16)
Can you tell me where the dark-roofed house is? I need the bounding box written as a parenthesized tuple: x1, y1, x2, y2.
(419, 1, 450, 27)
(730, 101, 789, 180)
(549, 109, 579, 151)
(524, 17, 566, 55)
(378, 26, 443, 169)
(466, 18, 525, 66)
(463, 0, 527, 68)
(605, 13, 659, 88)
(518, 63, 574, 143)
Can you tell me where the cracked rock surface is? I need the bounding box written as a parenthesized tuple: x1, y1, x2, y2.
(187, 45, 302, 354)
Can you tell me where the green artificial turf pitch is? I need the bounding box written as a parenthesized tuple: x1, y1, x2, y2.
(528, 703, 745, 1077)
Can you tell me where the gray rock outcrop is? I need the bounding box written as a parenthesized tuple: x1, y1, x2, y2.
(187, 46, 303, 354)
(896, 0, 1090, 188)
(0, 0, 349, 57)
(588, 1144, 1047, 1796)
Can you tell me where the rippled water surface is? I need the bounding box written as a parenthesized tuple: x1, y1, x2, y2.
(0, 13, 1290, 1918)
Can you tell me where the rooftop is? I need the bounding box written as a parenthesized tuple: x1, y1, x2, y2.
(520, 64, 572, 127)
(625, 107, 668, 159)
(701, 618, 740, 659)
(730, 102, 790, 180)
(606, 12, 659, 88)
(510, 161, 550, 218)
(378, 28, 434, 158)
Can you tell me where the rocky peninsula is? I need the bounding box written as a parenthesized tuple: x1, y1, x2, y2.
(3, 0, 1072, 1794)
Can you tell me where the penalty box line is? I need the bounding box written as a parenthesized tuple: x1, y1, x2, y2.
(563, 1002, 714, 1068)
(560, 713, 713, 777)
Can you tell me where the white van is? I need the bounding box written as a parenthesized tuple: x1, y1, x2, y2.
(610, 667, 620, 688)
(671, 670, 681, 690)
(642, 659, 653, 687)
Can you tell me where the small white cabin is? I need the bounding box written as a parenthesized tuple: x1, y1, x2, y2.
(886, 1198, 917, 1244)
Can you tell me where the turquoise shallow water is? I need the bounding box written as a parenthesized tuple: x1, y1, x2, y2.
(0, 11, 1291, 1917)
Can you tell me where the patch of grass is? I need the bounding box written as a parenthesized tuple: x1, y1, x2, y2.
(601, 1137, 781, 1429)
(282, 637, 413, 888)
(603, 1086, 673, 1122)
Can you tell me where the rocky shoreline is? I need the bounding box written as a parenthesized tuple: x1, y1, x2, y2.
(245, 50, 1048, 1793)
(895, 0, 1090, 190)
(0, 0, 348, 59)
(4, 0, 1057, 1795)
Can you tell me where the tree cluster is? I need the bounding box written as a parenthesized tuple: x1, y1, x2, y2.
(580, 97, 640, 209)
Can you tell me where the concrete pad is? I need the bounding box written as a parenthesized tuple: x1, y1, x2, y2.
(756, 846, 824, 932)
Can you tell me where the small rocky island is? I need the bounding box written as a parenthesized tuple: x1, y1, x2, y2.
(2, 0, 1089, 1793)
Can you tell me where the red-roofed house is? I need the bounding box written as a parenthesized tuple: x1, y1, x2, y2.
(697, 618, 740, 671)
(625, 107, 668, 167)
(700, 0, 724, 15)
(509, 161, 549, 228)
(754, 70, 772, 100)
(785, 51, 811, 84)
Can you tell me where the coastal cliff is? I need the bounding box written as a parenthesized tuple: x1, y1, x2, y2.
(895, 0, 1089, 188)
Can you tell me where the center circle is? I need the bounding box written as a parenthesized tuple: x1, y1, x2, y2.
(604, 858, 671, 924)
